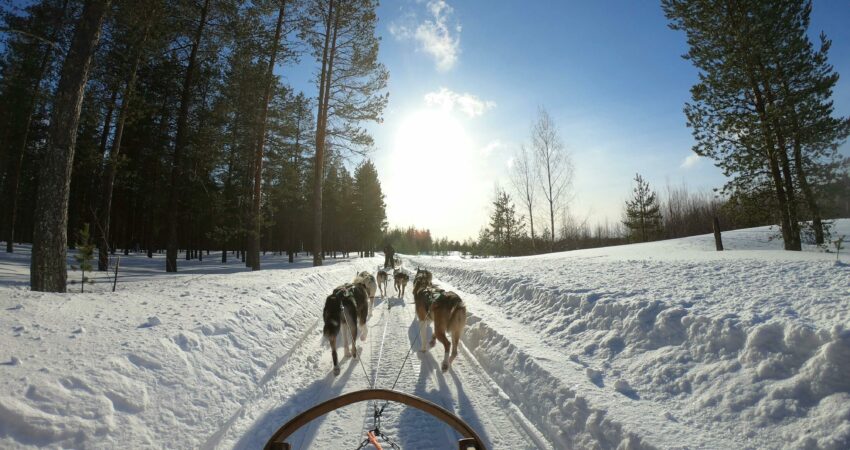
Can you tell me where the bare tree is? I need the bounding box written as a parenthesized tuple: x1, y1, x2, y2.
(530, 107, 573, 250)
(509, 145, 536, 251)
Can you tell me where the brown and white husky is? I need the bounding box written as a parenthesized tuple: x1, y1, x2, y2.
(323, 282, 369, 375)
(376, 269, 389, 297)
(354, 271, 378, 310)
(412, 269, 467, 372)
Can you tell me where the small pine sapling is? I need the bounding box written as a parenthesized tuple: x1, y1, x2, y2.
(73, 224, 96, 292)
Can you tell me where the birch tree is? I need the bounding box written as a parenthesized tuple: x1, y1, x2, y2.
(531, 107, 573, 250)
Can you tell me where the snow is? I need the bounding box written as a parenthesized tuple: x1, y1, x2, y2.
(0, 220, 848, 449)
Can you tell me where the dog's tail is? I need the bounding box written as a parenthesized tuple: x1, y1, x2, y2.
(323, 295, 341, 339)
(447, 297, 467, 338)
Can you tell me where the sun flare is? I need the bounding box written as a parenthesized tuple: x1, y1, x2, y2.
(382, 108, 490, 238)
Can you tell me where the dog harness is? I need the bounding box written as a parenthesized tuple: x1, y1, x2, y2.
(334, 284, 355, 298)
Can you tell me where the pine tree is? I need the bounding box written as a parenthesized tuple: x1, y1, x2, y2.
(662, 0, 849, 251)
(306, 0, 388, 266)
(623, 174, 663, 243)
(30, 0, 111, 292)
(73, 223, 95, 293)
(1, 0, 68, 254)
(352, 160, 386, 256)
(165, 0, 211, 272)
(487, 188, 526, 256)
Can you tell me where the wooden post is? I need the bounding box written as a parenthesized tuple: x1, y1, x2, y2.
(713, 216, 723, 251)
(112, 256, 120, 292)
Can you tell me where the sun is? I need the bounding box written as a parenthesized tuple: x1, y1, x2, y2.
(382, 108, 490, 239)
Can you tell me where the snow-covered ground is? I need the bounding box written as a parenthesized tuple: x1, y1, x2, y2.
(0, 221, 848, 449)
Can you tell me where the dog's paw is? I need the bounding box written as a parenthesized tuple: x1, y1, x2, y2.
(441, 362, 449, 372)
(333, 366, 340, 376)
(429, 340, 436, 348)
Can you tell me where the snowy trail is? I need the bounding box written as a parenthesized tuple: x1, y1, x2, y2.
(218, 274, 546, 449)
(3, 223, 848, 449)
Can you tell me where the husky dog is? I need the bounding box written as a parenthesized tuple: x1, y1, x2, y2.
(413, 267, 432, 287)
(393, 269, 410, 298)
(323, 282, 369, 375)
(376, 269, 389, 297)
(354, 271, 378, 310)
(393, 256, 402, 268)
(412, 270, 467, 372)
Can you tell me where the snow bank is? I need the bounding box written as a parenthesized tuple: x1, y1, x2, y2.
(0, 253, 379, 449)
(412, 220, 850, 449)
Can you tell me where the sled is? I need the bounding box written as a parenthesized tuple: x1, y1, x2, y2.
(264, 388, 486, 450)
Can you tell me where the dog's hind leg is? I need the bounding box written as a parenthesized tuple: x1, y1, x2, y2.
(419, 319, 429, 353)
(428, 317, 437, 349)
(330, 335, 340, 375)
(342, 322, 351, 358)
(350, 320, 359, 358)
(433, 320, 451, 371)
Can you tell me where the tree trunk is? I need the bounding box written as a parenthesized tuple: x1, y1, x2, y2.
(5, 0, 69, 254)
(31, 0, 111, 292)
(250, 0, 287, 271)
(312, 0, 338, 267)
(713, 216, 723, 251)
(165, 0, 210, 272)
(776, 143, 802, 250)
(791, 135, 824, 245)
(767, 150, 794, 249)
(98, 24, 149, 271)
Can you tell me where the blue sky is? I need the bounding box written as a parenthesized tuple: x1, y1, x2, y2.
(280, 0, 848, 241)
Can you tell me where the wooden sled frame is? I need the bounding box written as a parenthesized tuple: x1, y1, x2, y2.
(264, 388, 486, 450)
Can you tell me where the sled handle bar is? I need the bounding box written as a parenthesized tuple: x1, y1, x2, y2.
(264, 388, 486, 450)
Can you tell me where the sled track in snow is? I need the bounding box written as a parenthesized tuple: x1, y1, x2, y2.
(201, 311, 324, 449)
(205, 266, 550, 449)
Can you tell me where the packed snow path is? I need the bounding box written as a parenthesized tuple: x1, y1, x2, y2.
(211, 274, 544, 450)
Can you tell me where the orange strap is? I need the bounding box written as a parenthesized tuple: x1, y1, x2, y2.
(367, 431, 382, 450)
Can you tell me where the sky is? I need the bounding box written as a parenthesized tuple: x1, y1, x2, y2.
(290, 0, 848, 241)
(9, 0, 846, 242)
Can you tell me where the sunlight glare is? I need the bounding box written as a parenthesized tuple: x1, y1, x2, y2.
(383, 108, 489, 239)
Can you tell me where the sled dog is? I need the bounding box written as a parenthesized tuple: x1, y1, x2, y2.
(376, 269, 389, 297)
(323, 282, 369, 375)
(412, 270, 467, 371)
(354, 271, 378, 310)
(393, 269, 410, 298)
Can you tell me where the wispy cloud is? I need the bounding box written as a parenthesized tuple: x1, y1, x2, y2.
(424, 88, 495, 118)
(389, 0, 461, 71)
(680, 153, 701, 169)
(480, 140, 503, 156)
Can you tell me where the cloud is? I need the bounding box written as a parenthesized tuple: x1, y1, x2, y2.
(680, 153, 701, 169)
(389, 0, 461, 71)
(424, 88, 495, 118)
(479, 140, 503, 156)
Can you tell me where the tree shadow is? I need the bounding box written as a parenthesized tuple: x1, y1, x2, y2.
(393, 320, 459, 449)
(448, 369, 493, 449)
(230, 359, 357, 450)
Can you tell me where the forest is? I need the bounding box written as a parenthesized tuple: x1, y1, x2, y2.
(1, 0, 388, 292)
